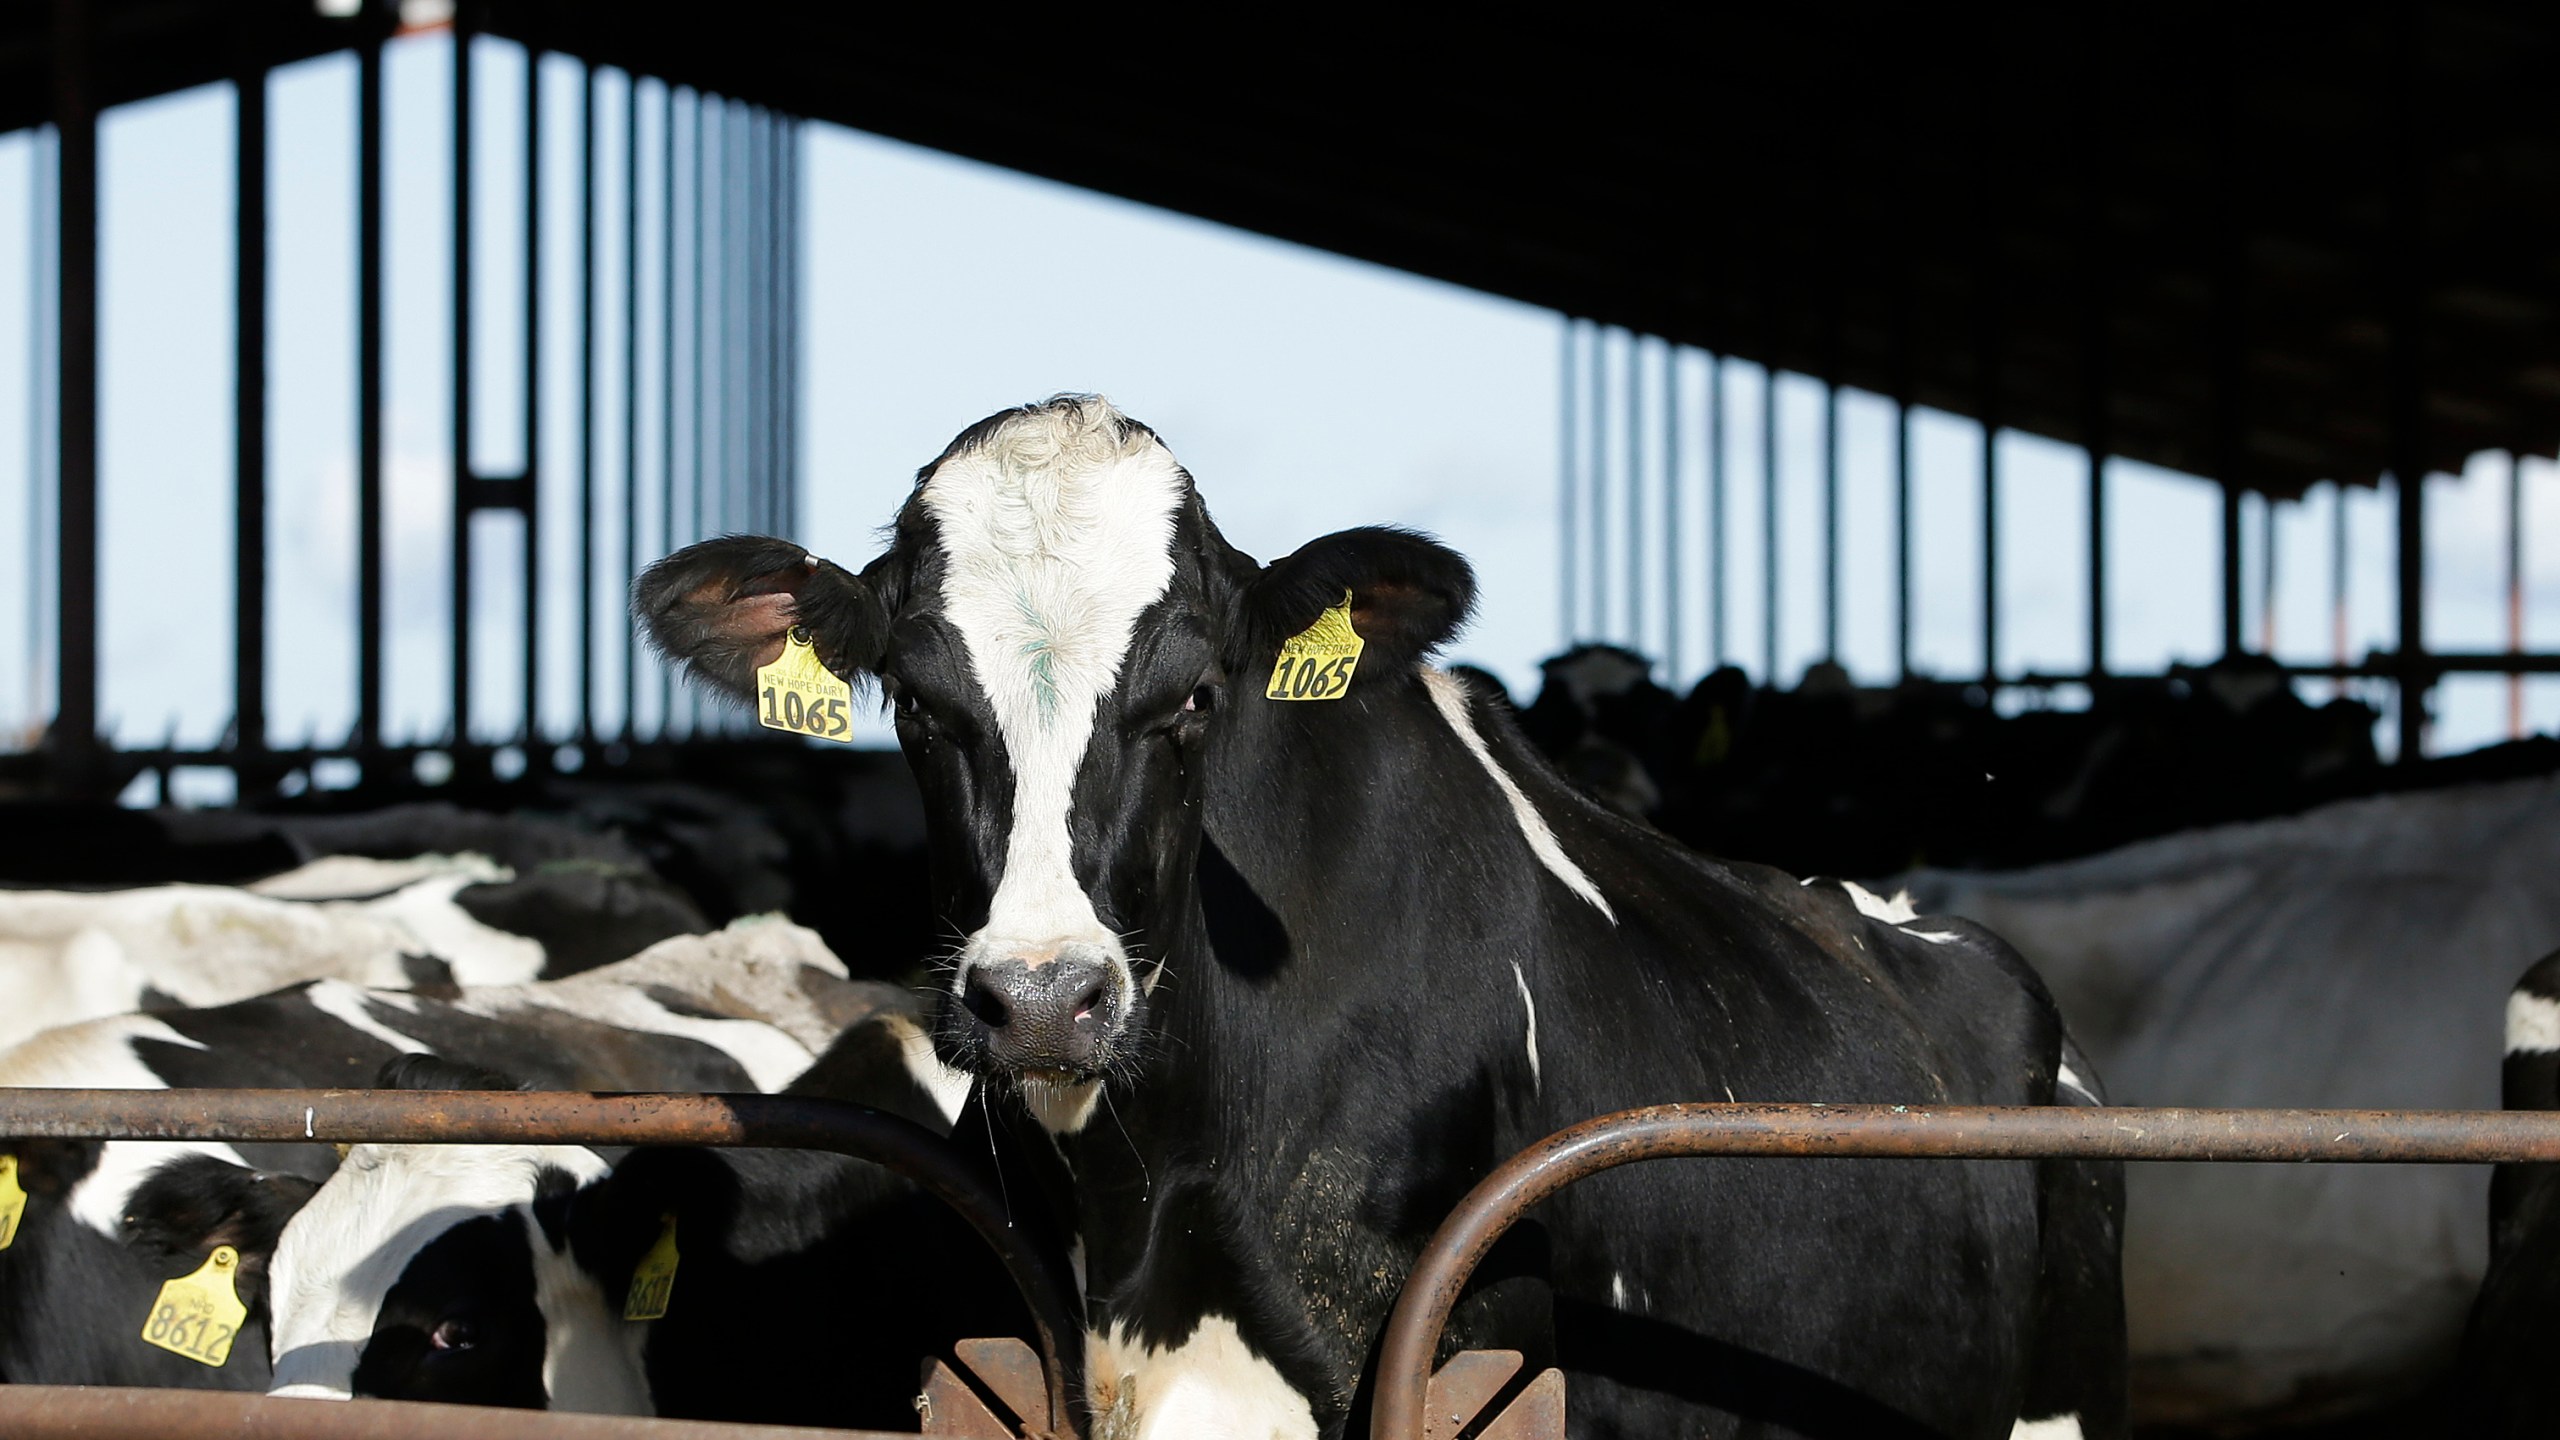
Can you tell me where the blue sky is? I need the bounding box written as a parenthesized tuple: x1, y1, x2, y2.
(0, 31, 2554, 778)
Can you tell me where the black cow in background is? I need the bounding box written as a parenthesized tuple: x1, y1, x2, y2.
(1514, 644, 2396, 876)
(2459, 950, 2560, 1435)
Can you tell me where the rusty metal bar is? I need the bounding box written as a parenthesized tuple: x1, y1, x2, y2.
(0, 1386, 912, 1440)
(0, 1088, 1080, 1433)
(1371, 1101, 2560, 1440)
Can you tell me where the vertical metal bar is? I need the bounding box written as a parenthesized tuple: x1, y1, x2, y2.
(621, 72, 640, 742)
(747, 110, 768, 538)
(51, 0, 98, 771)
(521, 45, 541, 748)
(577, 64, 597, 741)
(1978, 281, 2001, 686)
(2331, 481, 2350, 674)
(26, 126, 52, 730)
(452, 18, 476, 746)
(2510, 452, 2526, 739)
(1559, 320, 1577, 644)
(1762, 363, 1778, 682)
(2212, 51, 2247, 662)
(1707, 353, 1724, 669)
(782, 119, 800, 538)
(688, 93, 707, 733)
(1894, 77, 1918, 685)
(2081, 13, 2111, 680)
(2388, 0, 2427, 761)
(658, 83, 677, 735)
(2258, 497, 2279, 655)
(1626, 335, 1644, 654)
(356, 23, 385, 752)
(1663, 344, 1681, 681)
(1823, 380, 1840, 664)
(1587, 327, 1607, 640)
(234, 39, 269, 762)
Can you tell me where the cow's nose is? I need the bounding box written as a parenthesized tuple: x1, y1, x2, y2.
(961, 954, 1119, 1075)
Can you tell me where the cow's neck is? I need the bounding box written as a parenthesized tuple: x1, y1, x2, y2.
(1060, 665, 1576, 1430)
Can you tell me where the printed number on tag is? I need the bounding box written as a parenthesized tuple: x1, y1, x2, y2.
(1266, 591, 1365, 702)
(755, 629, 856, 743)
(624, 1214, 680, 1320)
(141, 1245, 248, 1367)
(0, 1154, 24, 1250)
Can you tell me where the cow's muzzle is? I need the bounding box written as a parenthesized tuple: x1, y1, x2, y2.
(958, 949, 1123, 1077)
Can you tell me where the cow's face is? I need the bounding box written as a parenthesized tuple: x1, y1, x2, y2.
(262, 1140, 644, 1412)
(638, 396, 1472, 1133)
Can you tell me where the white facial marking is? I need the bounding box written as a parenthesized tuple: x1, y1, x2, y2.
(2012, 1415, 2084, 1440)
(1510, 961, 1541, 1094)
(923, 399, 1186, 979)
(1021, 1075, 1103, 1136)
(1420, 668, 1614, 922)
(1842, 881, 1920, 924)
(2508, 991, 2560, 1054)
(1088, 1315, 1316, 1440)
(267, 1142, 643, 1412)
(0, 1015, 249, 1236)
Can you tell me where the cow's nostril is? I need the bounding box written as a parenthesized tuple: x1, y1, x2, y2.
(962, 970, 1013, 1030)
(1067, 974, 1111, 1023)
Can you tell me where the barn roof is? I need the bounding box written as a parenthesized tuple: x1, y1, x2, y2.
(8, 2, 2557, 498)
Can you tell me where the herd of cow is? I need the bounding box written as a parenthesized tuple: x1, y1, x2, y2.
(1, 394, 2557, 1438)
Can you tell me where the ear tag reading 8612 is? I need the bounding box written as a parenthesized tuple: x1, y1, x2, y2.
(624, 1214, 680, 1321)
(1266, 591, 1364, 702)
(141, 1244, 248, 1368)
(0, 1154, 24, 1249)
(755, 628, 855, 743)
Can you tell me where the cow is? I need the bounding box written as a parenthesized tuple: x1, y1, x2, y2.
(0, 916, 862, 1392)
(637, 394, 2126, 1440)
(0, 849, 710, 1054)
(2458, 949, 2560, 1435)
(254, 996, 1020, 1429)
(1902, 771, 2560, 1431)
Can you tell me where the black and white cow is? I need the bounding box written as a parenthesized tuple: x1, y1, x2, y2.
(638, 395, 2127, 1439)
(0, 849, 710, 1053)
(255, 996, 1019, 1429)
(2457, 949, 2560, 1435)
(0, 917, 861, 1391)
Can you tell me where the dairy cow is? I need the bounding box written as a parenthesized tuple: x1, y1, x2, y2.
(0, 918, 856, 1391)
(256, 995, 1020, 1429)
(639, 395, 2126, 1439)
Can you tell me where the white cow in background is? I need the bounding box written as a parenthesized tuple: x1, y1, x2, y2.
(0, 854, 545, 1052)
(1904, 771, 2560, 1429)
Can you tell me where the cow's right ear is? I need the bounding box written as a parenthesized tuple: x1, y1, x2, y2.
(634, 536, 890, 702)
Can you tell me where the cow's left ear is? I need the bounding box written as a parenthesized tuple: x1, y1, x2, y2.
(120, 1154, 321, 1303)
(1235, 527, 1475, 670)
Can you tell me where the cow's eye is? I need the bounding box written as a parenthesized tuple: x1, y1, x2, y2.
(430, 1318, 477, 1352)
(1183, 684, 1215, 715)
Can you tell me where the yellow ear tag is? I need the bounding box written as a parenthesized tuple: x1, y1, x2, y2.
(754, 627, 856, 743)
(0, 1154, 25, 1250)
(140, 1245, 248, 1367)
(1267, 590, 1364, 702)
(623, 1214, 679, 1321)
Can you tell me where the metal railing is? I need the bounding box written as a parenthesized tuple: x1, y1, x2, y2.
(0, 1088, 1079, 1438)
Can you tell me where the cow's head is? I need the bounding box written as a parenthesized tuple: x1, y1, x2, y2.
(262, 1058, 646, 1412)
(639, 396, 1472, 1132)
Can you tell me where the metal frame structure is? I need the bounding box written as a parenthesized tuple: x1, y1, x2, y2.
(1556, 332, 2558, 763)
(7, 0, 803, 802)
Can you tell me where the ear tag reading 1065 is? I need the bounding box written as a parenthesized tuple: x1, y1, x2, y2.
(755, 628, 855, 743)
(0, 1154, 24, 1250)
(141, 1245, 248, 1368)
(624, 1214, 680, 1321)
(1267, 591, 1364, 702)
